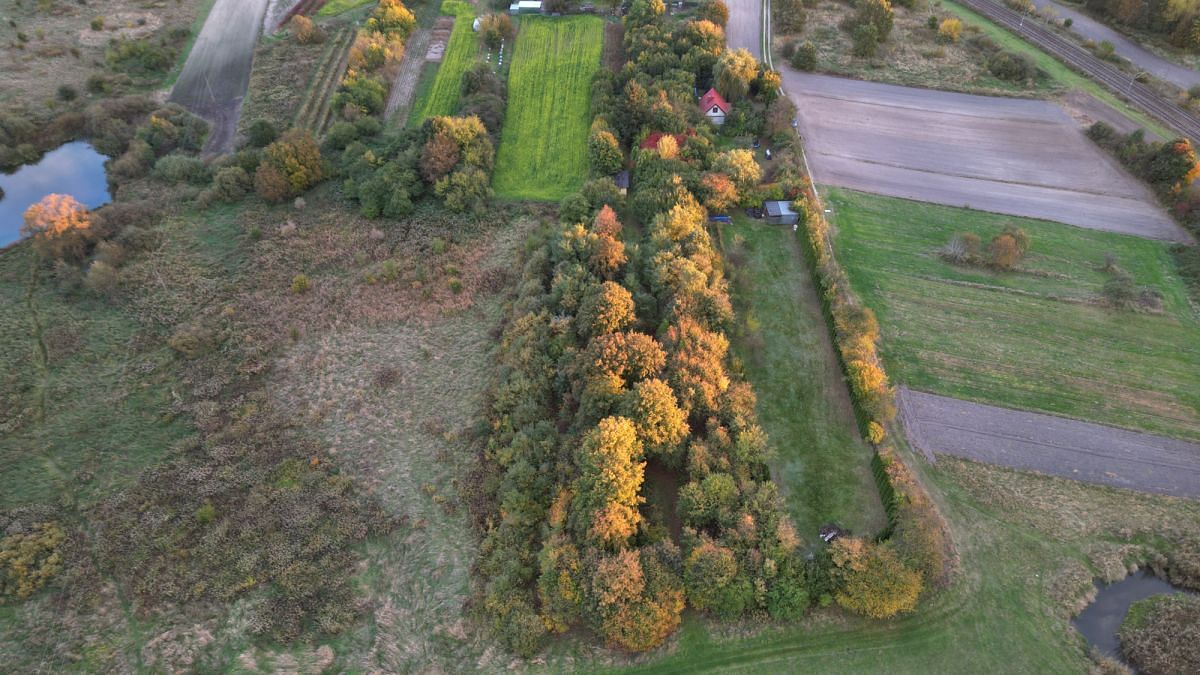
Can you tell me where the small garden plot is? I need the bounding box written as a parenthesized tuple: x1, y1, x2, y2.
(410, 3, 477, 124)
(828, 188, 1200, 441)
(492, 16, 603, 201)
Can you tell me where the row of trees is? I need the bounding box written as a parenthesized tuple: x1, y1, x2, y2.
(476, 0, 946, 657)
(1087, 122, 1200, 232)
(1083, 0, 1200, 51)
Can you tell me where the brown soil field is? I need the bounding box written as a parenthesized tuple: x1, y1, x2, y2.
(900, 387, 1200, 499)
(788, 71, 1188, 241)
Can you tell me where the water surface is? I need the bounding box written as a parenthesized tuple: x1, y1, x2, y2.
(1072, 570, 1193, 658)
(0, 142, 110, 247)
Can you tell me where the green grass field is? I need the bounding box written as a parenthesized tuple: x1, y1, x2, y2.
(317, 0, 374, 16)
(825, 188, 1200, 441)
(720, 216, 887, 537)
(492, 16, 603, 201)
(410, 6, 478, 125)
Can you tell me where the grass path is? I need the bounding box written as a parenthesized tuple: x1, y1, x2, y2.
(720, 216, 886, 537)
(826, 187, 1200, 441)
(492, 16, 603, 201)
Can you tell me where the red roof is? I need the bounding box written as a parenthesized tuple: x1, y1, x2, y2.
(699, 88, 730, 115)
(638, 129, 696, 150)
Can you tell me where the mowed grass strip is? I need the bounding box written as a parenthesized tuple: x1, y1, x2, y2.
(721, 217, 887, 537)
(826, 187, 1200, 441)
(492, 16, 603, 201)
(411, 7, 477, 124)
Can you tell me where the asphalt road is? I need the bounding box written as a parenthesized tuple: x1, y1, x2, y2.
(170, 0, 270, 155)
(785, 71, 1190, 242)
(899, 388, 1200, 499)
(1028, 0, 1200, 91)
(724, 0, 761, 59)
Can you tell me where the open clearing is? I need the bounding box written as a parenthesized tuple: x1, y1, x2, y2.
(492, 16, 603, 201)
(170, 0, 270, 154)
(786, 72, 1188, 242)
(827, 188, 1200, 441)
(720, 217, 887, 537)
(900, 388, 1200, 499)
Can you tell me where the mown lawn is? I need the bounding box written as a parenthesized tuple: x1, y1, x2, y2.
(492, 16, 603, 201)
(410, 5, 478, 124)
(825, 187, 1200, 441)
(719, 216, 886, 538)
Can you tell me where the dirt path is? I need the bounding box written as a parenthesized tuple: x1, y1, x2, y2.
(170, 0, 271, 156)
(899, 387, 1200, 499)
(385, 29, 432, 123)
(725, 0, 762, 58)
(785, 71, 1190, 242)
(1028, 0, 1200, 91)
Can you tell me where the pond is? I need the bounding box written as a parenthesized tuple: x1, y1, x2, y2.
(0, 142, 111, 248)
(1072, 570, 1194, 659)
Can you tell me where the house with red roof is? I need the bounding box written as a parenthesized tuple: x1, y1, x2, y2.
(698, 87, 730, 126)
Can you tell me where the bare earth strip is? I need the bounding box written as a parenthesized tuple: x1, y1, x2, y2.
(785, 72, 1190, 242)
(899, 387, 1200, 499)
(385, 29, 432, 123)
(725, 0, 761, 59)
(170, 0, 270, 155)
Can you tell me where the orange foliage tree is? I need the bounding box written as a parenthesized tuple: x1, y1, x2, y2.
(22, 194, 94, 263)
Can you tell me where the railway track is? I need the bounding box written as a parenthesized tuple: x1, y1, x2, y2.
(957, 0, 1200, 142)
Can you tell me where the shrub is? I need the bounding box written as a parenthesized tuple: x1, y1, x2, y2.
(153, 154, 211, 184)
(257, 129, 324, 201)
(479, 14, 515, 49)
(830, 538, 922, 619)
(791, 41, 817, 71)
(292, 274, 311, 294)
(852, 23, 879, 57)
(852, 0, 893, 42)
(211, 166, 252, 201)
(86, 260, 121, 297)
(247, 118, 278, 148)
(91, 16, 105, 31)
(0, 522, 66, 602)
(938, 18, 962, 42)
(988, 50, 1035, 81)
(289, 15, 325, 44)
(926, 14, 939, 29)
(106, 39, 174, 75)
(57, 85, 78, 102)
(326, 121, 361, 149)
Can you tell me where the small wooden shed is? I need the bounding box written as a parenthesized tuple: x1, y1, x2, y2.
(764, 200, 799, 226)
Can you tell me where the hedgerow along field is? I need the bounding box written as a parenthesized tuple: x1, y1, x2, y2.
(719, 216, 887, 537)
(492, 16, 603, 201)
(826, 188, 1200, 441)
(410, 2, 477, 124)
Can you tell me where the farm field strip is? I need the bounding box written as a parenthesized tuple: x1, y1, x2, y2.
(899, 388, 1200, 498)
(492, 16, 604, 201)
(169, 0, 271, 154)
(826, 187, 1200, 441)
(720, 217, 887, 536)
(411, 9, 478, 124)
(785, 71, 1188, 242)
(294, 26, 356, 132)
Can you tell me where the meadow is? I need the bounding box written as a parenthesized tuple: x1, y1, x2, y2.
(826, 187, 1200, 441)
(410, 3, 477, 124)
(492, 16, 603, 201)
(719, 216, 887, 537)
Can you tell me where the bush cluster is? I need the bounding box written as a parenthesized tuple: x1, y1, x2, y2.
(1087, 123, 1200, 236)
(0, 522, 66, 602)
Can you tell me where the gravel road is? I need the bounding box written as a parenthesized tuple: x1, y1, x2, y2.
(899, 388, 1200, 499)
(170, 0, 270, 155)
(785, 71, 1190, 242)
(1028, 0, 1200, 91)
(724, 0, 761, 59)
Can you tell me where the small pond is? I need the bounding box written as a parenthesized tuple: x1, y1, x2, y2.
(0, 142, 111, 248)
(1072, 570, 1194, 659)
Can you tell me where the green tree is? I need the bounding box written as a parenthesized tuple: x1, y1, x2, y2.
(854, 0, 894, 42)
(852, 22, 880, 57)
(589, 127, 624, 176)
(715, 49, 760, 102)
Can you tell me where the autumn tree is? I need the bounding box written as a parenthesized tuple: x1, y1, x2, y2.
(699, 0, 730, 27)
(665, 317, 731, 419)
(712, 149, 762, 193)
(571, 416, 646, 549)
(478, 13, 515, 49)
(830, 537, 922, 619)
(591, 205, 623, 238)
(684, 539, 751, 617)
(714, 49, 759, 102)
(256, 129, 324, 202)
(700, 172, 739, 213)
(622, 378, 689, 460)
(22, 194, 94, 263)
(578, 281, 636, 337)
(590, 546, 685, 651)
(589, 126, 624, 176)
(582, 331, 667, 383)
(367, 0, 417, 39)
(421, 132, 461, 183)
(289, 15, 324, 44)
